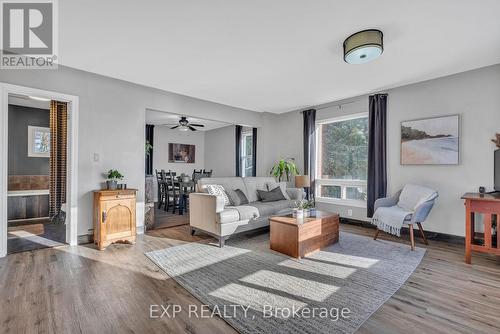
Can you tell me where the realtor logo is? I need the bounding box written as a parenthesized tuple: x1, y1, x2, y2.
(1, 0, 58, 69)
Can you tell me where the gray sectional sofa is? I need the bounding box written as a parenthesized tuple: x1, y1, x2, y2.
(189, 177, 305, 246)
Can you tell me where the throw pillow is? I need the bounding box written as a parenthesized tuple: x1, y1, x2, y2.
(205, 184, 230, 206)
(233, 189, 249, 205)
(266, 182, 291, 200)
(257, 186, 287, 202)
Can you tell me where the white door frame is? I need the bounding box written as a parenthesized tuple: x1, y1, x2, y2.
(0, 83, 79, 257)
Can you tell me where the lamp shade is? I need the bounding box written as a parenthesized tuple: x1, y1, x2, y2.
(295, 175, 310, 188)
(343, 29, 383, 64)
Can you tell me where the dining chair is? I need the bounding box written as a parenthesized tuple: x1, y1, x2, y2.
(155, 169, 166, 209)
(202, 169, 213, 177)
(165, 170, 181, 213)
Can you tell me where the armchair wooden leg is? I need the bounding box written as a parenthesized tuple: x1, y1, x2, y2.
(408, 224, 415, 251)
(417, 223, 429, 245)
(373, 228, 380, 240)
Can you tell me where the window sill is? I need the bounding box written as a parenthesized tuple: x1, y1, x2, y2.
(315, 197, 367, 208)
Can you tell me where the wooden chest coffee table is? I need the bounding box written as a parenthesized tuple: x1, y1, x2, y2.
(269, 211, 339, 258)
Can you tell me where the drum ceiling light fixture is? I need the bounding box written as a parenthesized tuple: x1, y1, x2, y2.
(343, 29, 383, 64)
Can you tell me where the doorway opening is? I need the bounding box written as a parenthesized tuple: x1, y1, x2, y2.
(144, 109, 231, 230)
(6, 95, 68, 254)
(0, 84, 79, 257)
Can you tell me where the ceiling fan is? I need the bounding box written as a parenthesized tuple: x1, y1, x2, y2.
(166, 116, 205, 131)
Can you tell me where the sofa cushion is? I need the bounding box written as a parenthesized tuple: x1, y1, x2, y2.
(257, 186, 287, 202)
(205, 184, 230, 206)
(243, 177, 276, 202)
(249, 200, 296, 218)
(216, 208, 240, 224)
(198, 177, 248, 198)
(232, 205, 260, 220)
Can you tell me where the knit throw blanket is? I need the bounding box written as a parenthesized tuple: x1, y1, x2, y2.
(372, 206, 413, 237)
(372, 184, 437, 237)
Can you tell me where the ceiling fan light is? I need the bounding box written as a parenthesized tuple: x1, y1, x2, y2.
(179, 126, 189, 131)
(343, 29, 383, 64)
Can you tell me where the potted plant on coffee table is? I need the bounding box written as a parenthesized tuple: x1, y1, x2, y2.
(106, 169, 124, 190)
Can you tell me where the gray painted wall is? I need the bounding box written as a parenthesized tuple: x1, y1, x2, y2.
(258, 64, 500, 236)
(204, 125, 236, 177)
(0, 65, 263, 236)
(8, 105, 50, 175)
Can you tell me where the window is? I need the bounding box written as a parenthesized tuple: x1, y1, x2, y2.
(316, 113, 368, 207)
(241, 132, 253, 177)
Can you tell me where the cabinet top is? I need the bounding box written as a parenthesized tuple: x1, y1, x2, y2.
(462, 192, 500, 201)
(94, 189, 137, 194)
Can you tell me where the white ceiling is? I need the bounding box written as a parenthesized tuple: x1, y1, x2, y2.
(146, 109, 231, 131)
(60, 0, 500, 113)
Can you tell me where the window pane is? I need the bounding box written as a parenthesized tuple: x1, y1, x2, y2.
(320, 185, 341, 199)
(346, 186, 367, 201)
(245, 135, 253, 156)
(319, 117, 368, 180)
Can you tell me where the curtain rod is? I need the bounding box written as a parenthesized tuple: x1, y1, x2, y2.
(301, 93, 387, 113)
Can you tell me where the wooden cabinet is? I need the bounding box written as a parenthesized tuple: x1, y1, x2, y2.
(462, 192, 500, 264)
(93, 189, 137, 250)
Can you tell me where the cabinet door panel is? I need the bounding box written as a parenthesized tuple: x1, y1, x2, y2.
(105, 199, 133, 236)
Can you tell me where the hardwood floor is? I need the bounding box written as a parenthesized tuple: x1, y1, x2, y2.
(1, 216, 499, 334)
(7, 219, 66, 254)
(153, 204, 190, 229)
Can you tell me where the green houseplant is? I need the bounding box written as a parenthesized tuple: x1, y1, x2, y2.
(106, 169, 124, 190)
(145, 140, 153, 156)
(269, 159, 299, 182)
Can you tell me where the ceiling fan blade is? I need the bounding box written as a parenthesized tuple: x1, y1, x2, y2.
(188, 126, 196, 131)
(170, 125, 179, 129)
(190, 124, 205, 127)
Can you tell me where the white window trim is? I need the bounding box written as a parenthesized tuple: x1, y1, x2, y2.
(315, 112, 368, 208)
(241, 131, 253, 177)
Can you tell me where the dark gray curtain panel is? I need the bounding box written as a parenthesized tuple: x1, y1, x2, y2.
(367, 94, 388, 218)
(252, 127, 257, 177)
(235, 125, 243, 177)
(303, 109, 316, 200)
(145, 124, 154, 175)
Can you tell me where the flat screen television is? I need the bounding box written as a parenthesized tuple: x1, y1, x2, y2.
(495, 150, 500, 191)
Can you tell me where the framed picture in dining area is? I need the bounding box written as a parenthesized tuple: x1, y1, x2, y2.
(168, 143, 195, 163)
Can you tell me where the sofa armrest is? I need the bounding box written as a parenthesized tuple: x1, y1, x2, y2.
(374, 189, 402, 212)
(286, 188, 306, 201)
(189, 193, 224, 235)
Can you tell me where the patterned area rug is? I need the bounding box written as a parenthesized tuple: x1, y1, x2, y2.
(146, 231, 425, 334)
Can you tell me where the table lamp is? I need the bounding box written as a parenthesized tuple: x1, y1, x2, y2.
(295, 175, 310, 199)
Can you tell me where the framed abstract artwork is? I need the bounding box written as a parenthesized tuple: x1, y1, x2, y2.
(401, 114, 459, 165)
(28, 126, 50, 158)
(168, 143, 195, 163)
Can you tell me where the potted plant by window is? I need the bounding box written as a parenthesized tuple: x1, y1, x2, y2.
(106, 169, 124, 190)
(269, 158, 299, 182)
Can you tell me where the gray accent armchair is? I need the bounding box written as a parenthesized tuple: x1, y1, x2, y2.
(373, 189, 438, 250)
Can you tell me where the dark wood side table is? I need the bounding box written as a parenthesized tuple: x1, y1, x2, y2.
(269, 211, 339, 258)
(461, 192, 500, 264)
